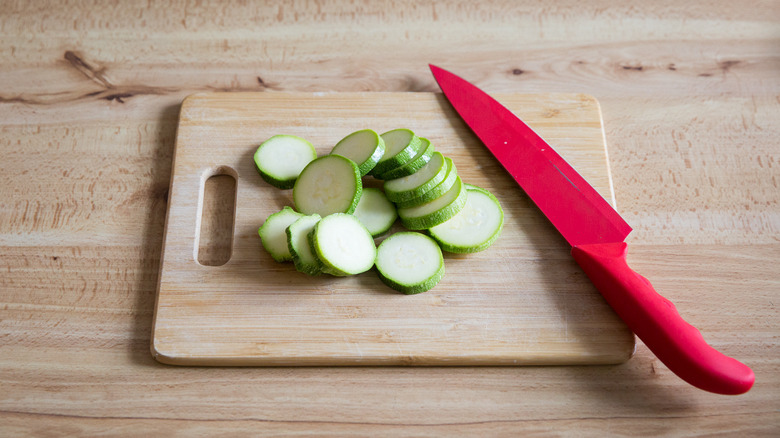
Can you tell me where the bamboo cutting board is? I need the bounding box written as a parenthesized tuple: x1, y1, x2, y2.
(151, 92, 635, 366)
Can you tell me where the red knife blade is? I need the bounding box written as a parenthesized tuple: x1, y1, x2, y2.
(430, 64, 754, 395)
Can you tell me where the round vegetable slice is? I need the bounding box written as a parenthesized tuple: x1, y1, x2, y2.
(293, 155, 362, 216)
(384, 151, 447, 203)
(369, 129, 421, 176)
(253, 135, 317, 189)
(351, 188, 397, 237)
(330, 129, 385, 176)
(257, 206, 304, 262)
(310, 213, 377, 276)
(393, 157, 458, 209)
(428, 184, 504, 253)
(375, 232, 444, 294)
(286, 214, 323, 275)
(375, 137, 434, 180)
(397, 176, 467, 230)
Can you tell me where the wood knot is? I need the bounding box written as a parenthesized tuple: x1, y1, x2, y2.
(719, 59, 740, 73)
(103, 92, 134, 103)
(64, 50, 113, 88)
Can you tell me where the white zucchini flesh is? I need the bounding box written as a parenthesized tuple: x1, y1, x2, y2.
(428, 184, 504, 253)
(375, 232, 444, 294)
(293, 155, 362, 216)
(253, 135, 317, 189)
(310, 213, 376, 276)
(257, 206, 305, 262)
(351, 188, 397, 237)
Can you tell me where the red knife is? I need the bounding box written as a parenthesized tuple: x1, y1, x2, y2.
(430, 64, 754, 395)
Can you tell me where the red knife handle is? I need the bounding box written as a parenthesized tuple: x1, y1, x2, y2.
(571, 242, 754, 395)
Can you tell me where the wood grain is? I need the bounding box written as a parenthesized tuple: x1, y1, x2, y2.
(152, 91, 633, 366)
(1, 0, 778, 435)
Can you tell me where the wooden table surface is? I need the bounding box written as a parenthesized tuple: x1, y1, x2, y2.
(1, 1, 778, 435)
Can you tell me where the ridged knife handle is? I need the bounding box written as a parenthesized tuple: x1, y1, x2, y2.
(571, 242, 754, 395)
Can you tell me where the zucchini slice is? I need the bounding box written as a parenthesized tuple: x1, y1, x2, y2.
(310, 213, 377, 276)
(428, 184, 504, 253)
(330, 129, 385, 176)
(253, 135, 317, 189)
(286, 214, 324, 274)
(397, 176, 467, 230)
(376, 137, 434, 180)
(293, 155, 362, 216)
(352, 188, 397, 237)
(384, 151, 447, 203)
(375, 232, 444, 294)
(258, 206, 305, 262)
(369, 129, 422, 176)
(393, 157, 458, 209)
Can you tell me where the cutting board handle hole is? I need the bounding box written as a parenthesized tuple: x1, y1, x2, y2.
(196, 166, 237, 266)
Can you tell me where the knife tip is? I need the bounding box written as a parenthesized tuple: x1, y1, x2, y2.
(428, 64, 448, 82)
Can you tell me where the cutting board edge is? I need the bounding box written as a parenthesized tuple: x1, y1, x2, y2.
(150, 343, 635, 367)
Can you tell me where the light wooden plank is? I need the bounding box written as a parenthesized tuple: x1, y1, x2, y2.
(2, 0, 778, 435)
